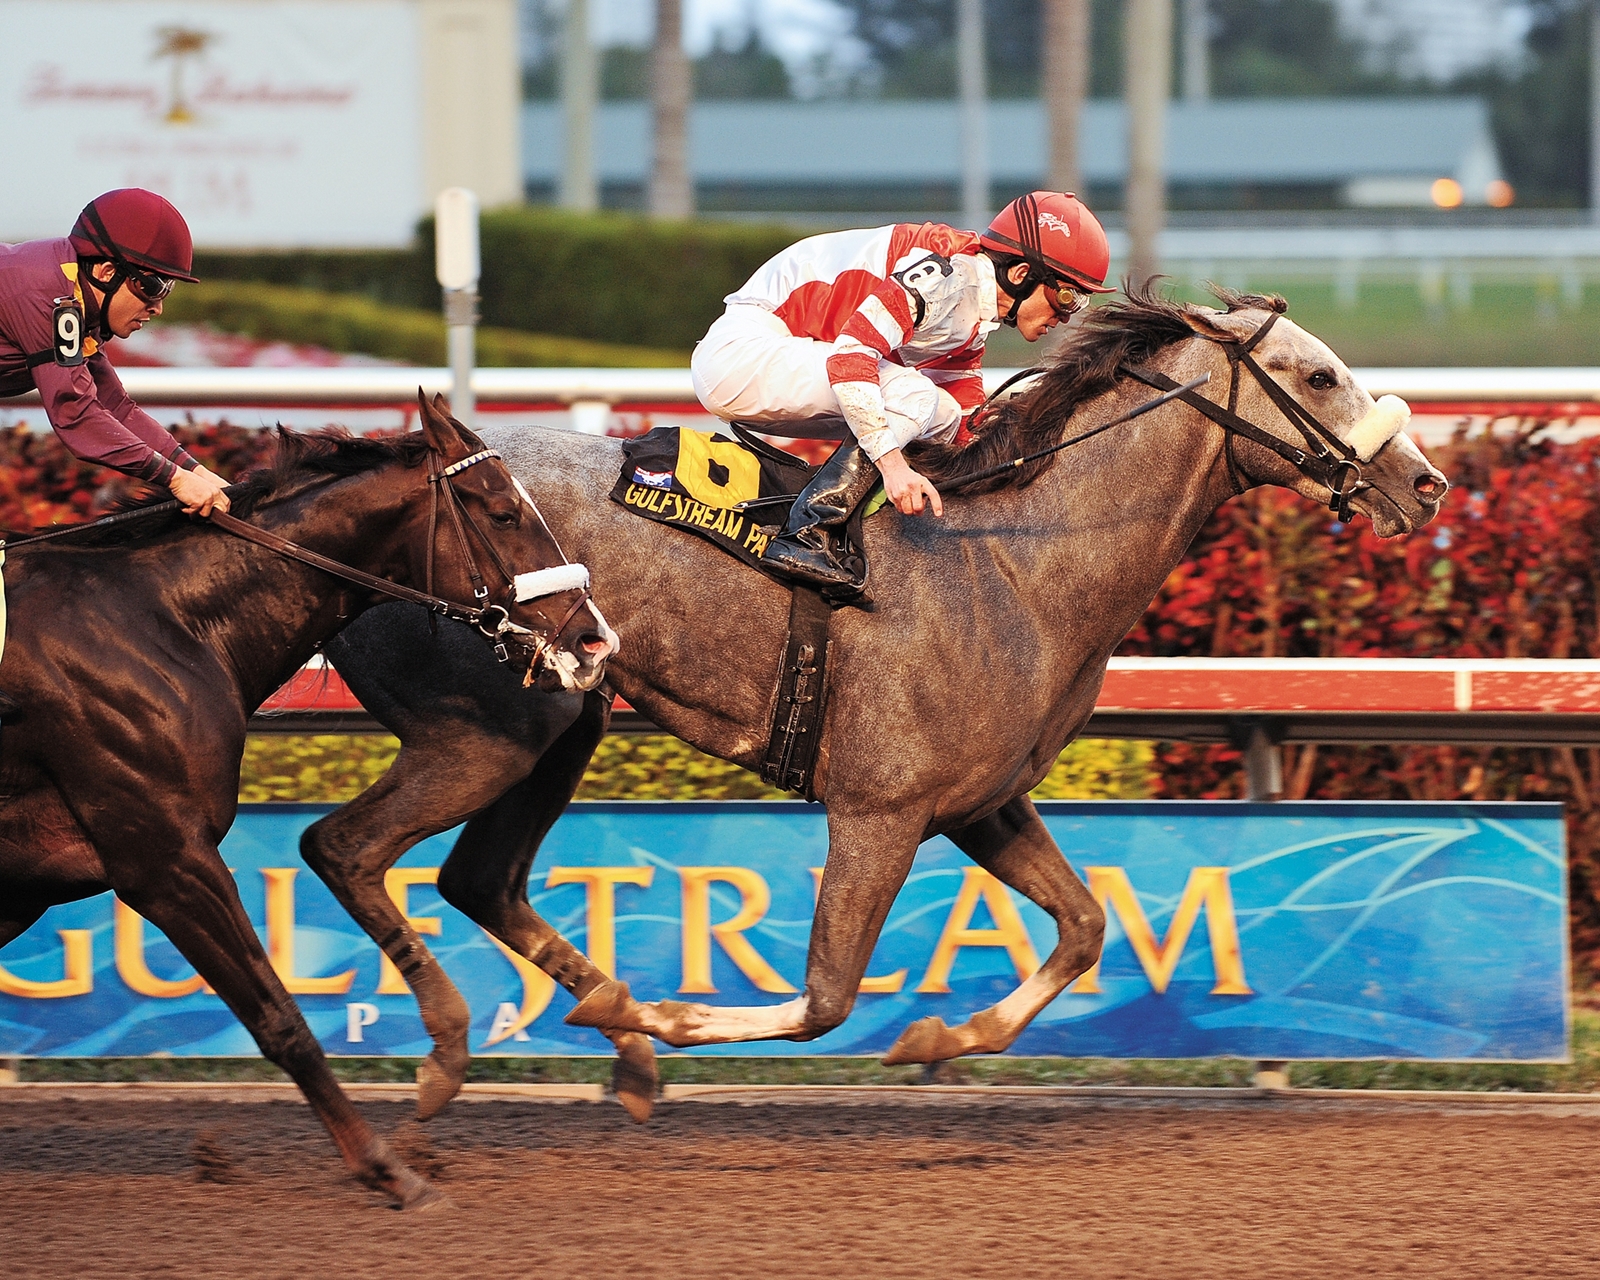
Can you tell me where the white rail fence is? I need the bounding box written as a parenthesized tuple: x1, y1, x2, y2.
(5, 366, 1599, 438)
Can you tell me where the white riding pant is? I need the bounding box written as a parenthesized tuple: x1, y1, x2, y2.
(691, 305, 963, 461)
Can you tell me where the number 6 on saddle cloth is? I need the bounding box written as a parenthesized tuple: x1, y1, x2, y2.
(609, 424, 874, 581)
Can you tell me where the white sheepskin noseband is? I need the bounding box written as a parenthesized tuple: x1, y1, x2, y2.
(514, 563, 590, 602)
(1346, 395, 1410, 462)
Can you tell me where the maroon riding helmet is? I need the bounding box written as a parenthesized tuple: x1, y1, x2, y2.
(69, 188, 199, 283)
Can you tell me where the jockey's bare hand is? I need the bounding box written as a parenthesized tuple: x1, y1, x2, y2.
(877, 449, 944, 518)
(171, 465, 231, 517)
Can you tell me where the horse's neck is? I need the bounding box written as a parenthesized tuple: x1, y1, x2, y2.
(974, 383, 1232, 637)
(172, 477, 411, 707)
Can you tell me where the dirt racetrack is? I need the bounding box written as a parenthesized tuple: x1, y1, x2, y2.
(3, 1088, 1599, 1279)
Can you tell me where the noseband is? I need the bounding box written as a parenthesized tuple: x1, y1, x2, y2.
(421, 448, 595, 664)
(1120, 311, 1368, 522)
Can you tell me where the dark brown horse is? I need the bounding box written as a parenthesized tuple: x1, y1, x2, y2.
(0, 396, 615, 1207)
(307, 289, 1448, 1121)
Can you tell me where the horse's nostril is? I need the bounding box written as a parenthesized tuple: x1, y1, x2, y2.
(1415, 475, 1443, 500)
(580, 634, 610, 654)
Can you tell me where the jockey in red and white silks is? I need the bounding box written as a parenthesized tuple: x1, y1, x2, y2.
(694, 192, 1116, 597)
(693, 222, 996, 464)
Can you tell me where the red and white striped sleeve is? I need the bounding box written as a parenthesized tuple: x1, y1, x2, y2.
(823, 280, 916, 460)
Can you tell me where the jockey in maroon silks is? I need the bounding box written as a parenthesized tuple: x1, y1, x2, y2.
(0, 189, 232, 517)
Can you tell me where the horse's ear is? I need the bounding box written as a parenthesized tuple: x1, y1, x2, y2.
(1184, 306, 1246, 343)
(416, 389, 486, 460)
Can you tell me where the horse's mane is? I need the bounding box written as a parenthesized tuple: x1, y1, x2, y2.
(42, 428, 435, 548)
(908, 281, 1289, 493)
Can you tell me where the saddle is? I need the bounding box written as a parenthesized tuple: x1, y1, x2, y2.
(610, 424, 879, 579)
(610, 425, 860, 799)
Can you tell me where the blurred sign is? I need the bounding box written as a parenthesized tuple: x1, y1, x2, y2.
(0, 1, 422, 247)
(0, 801, 1569, 1061)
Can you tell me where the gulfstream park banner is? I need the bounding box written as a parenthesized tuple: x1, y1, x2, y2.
(0, 801, 1569, 1061)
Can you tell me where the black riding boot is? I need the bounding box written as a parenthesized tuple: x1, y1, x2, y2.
(760, 438, 881, 595)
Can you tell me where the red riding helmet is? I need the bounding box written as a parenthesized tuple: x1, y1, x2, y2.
(980, 191, 1114, 295)
(69, 189, 199, 282)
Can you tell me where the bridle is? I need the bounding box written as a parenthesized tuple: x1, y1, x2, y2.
(5, 447, 595, 678)
(211, 447, 595, 675)
(1119, 310, 1368, 522)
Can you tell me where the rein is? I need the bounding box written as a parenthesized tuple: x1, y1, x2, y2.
(945, 311, 1369, 521)
(1120, 311, 1367, 521)
(936, 375, 1212, 493)
(4, 447, 593, 672)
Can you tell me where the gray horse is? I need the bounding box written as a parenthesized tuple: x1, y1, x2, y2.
(304, 288, 1446, 1120)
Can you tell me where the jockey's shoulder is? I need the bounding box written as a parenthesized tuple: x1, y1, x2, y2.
(898, 222, 982, 260)
(0, 237, 77, 288)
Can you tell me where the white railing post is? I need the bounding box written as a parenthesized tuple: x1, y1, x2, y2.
(435, 187, 481, 429)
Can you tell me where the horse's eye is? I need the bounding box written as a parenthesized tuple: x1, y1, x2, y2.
(1307, 370, 1336, 391)
(490, 510, 518, 527)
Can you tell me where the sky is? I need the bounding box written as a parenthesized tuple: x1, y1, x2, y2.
(524, 0, 1540, 87)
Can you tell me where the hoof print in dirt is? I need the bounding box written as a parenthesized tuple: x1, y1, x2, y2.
(391, 1121, 447, 1182)
(191, 1130, 237, 1184)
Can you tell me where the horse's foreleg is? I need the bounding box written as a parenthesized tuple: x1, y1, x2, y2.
(300, 727, 539, 1120)
(569, 809, 926, 1051)
(114, 848, 440, 1209)
(437, 693, 660, 1121)
(883, 794, 1104, 1065)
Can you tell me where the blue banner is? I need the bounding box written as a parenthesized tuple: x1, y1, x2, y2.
(0, 800, 1568, 1061)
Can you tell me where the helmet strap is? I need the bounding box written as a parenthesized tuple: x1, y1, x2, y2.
(80, 260, 124, 339)
(984, 249, 1041, 329)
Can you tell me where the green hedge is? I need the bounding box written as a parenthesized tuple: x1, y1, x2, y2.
(163, 280, 687, 368)
(239, 734, 1155, 804)
(194, 207, 800, 351)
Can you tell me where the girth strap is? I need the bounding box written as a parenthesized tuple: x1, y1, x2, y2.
(761, 586, 833, 799)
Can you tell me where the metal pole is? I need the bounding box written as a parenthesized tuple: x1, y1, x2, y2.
(445, 299, 477, 427)
(1181, 0, 1210, 102)
(1043, 0, 1090, 195)
(649, 0, 693, 218)
(435, 188, 481, 431)
(560, 0, 598, 211)
(1243, 723, 1283, 801)
(1124, 0, 1173, 288)
(957, 0, 990, 229)
(1591, 0, 1600, 225)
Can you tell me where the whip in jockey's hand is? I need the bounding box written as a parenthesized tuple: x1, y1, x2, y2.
(690, 191, 1115, 597)
(0, 189, 231, 519)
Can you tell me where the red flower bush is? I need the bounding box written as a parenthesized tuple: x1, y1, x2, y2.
(1118, 422, 1600, 970)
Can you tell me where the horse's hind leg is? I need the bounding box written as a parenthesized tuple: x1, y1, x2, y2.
(300, 724, 541, 1120)
(883, 794, 1105, 1065)
(111, 845, 439, 1209)
(437, 692, 660, 1121)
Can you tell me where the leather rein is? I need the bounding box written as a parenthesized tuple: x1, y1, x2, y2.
(5, 447, 592, 673)
(967, 311, 1370, 521)
(211, 447, 592, 670)
(1118, 310, 1368, 521)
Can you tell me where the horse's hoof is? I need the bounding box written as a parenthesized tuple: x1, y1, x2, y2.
(882, 1016, 965, 1066)
(607, 1031, 658, 1124)
(415, 1051, 465, 1121)
(398, 1180, 452, 1213)
(565, 978, 638, 1031)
